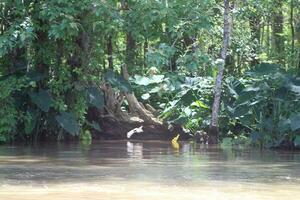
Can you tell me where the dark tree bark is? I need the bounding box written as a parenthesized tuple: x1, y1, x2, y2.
(107, 35, 114, 69)
(125, 32, 136, 70)
(170, 56, 177, 71)
(143, 39, 148, 69)
(209, 0, 232, 144)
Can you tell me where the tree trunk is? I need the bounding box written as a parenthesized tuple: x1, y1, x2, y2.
(126, 32, 136, 70)
(144, 39, 148, 69)
(266, 18, 271, 56)
(272, 0, 285, 64)
(290, 0, 295, 65)
(122, 65, 162, 125)
(249, 13, 261, 66)
(209, 0, 232, 144)
(107, 35, 114, 69)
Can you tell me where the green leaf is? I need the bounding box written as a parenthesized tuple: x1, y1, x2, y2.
(250, 131, 261, 143)
(246, 63, 280, 76)
(141, 93, 151, 100)
(233, 105, 250, 118)
(133, 75, 165, 86)
(29, 90, 52, 112)
(104, 70, 132, 93)
(262, 118, 274, 131)
(26, 70, 46, 82)
(87, 87, 104, 109)
(236, 91, 256, 105)
(225, 77, 245, 98)
(149, 86, 161, 93)
(278, 118, 290, 133)
(91, 121, 101, 131)
(221, 137, 232, 146)
(294, 135, 300, 147)
(24, 109, 39, 135)
(55, 112, 80, 136)
(179, 89, 196, 106)
(133, 75, 151, 86)
(290, 114, 300, 131)
(191, 100, 209, 109)
(151, 75, 165, 83)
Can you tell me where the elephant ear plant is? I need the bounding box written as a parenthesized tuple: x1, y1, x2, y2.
(224, 63, 300, 148)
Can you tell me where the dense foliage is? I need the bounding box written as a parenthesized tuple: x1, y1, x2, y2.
(0, 0, 300, 148)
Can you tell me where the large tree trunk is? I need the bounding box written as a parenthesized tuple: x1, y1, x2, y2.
(209, 0, 232, 144)
(126, 32, 136, 70)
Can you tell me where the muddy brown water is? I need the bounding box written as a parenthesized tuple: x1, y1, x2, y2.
(0, 141, 300, 200)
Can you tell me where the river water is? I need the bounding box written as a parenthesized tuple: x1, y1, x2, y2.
(0, 141, 300, 200)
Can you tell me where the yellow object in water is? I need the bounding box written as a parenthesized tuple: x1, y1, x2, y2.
(171, 134, 180, 149)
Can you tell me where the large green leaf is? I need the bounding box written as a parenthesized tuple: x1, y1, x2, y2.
(261, 118, 274, 131)
(250, 131, 261, 143)
(290, 114, 300, 131)
(91, 121, 101, 131)
(29, 90, 52, 112)
(55, 112, 79, 136)
(178, 89, 197, 106)
(26, 70, 46, 82)
(225, 77, 245, 98)
(141, 93, 151, 100)
(233, 105, 250, 118)
(235, 91, 256, 106)
(191, 100, 209, 109)
(24, 109, 39, 135)
(104, 70, 132, 93)
(294, 135, 300, 147)
(246, 63, 280, 77)
(133, 75, 165, 86)
(133, 75, 151, 86)
(87, 87, 104, 109)
(278, 118, 290, 133)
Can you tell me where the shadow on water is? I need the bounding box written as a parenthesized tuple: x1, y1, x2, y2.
(1, 141, 300, 186)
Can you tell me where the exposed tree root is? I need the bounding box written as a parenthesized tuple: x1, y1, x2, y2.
(87, 66, 190, 140)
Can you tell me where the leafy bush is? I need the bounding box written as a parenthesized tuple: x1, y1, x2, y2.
(224, 63, 300, 148)
(131, 73, 214, 132)
(0, 76, 27, 142)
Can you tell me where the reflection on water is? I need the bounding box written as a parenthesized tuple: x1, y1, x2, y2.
(0, 141, 300, 200)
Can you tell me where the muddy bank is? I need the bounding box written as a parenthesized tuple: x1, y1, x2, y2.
(90, 117, 192, 141)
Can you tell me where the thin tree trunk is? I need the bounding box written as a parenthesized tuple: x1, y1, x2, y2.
(249, 13, 261, 66)
(272, 0, 285, 64)
(144, 39, 148, 69)
(290, 0, 295, 65)
(209, 0, 232, 144)
(261, 21, 264, 47)
(107, 35, 114, 69)
(266, 18, 270, 55)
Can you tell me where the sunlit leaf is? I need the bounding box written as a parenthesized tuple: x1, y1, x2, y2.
(191, 100, 209, 109)
(141, 93, 151, 100)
